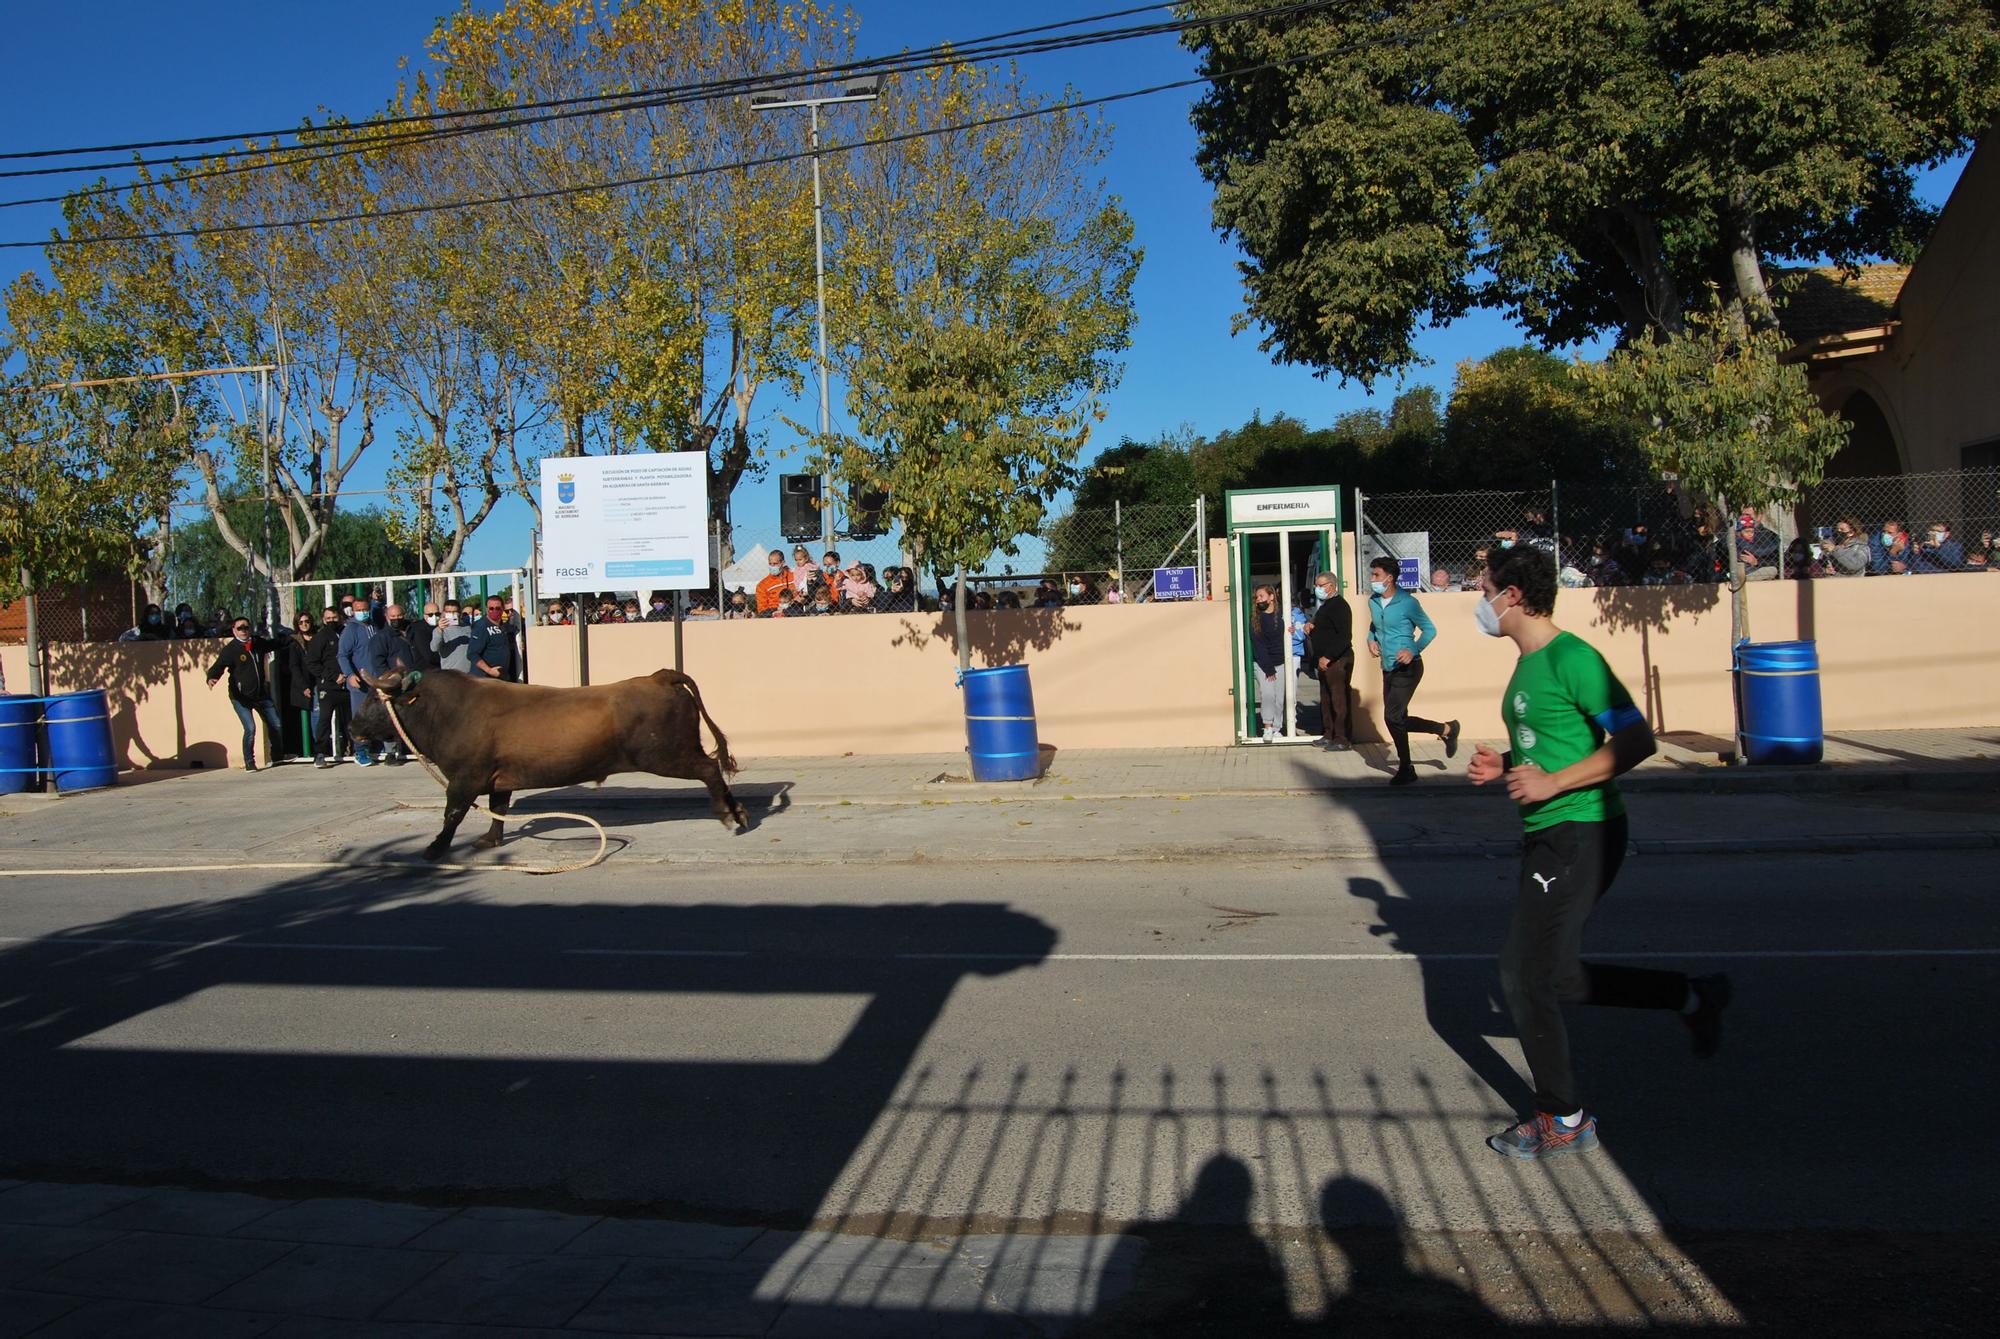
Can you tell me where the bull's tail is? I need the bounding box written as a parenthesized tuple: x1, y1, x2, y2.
(659, 669, 739, 775)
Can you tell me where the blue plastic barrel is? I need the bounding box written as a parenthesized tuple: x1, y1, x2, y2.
(0, 693, 38, 795)
(963, 665, 1042, 782)
(43, 689, 116, 791)
(1736, 640, 1823, 766)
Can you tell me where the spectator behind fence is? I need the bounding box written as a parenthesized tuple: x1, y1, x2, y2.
(996, 589, 1022, 610)
(820, 550, 844, 603)
(207, 607, 233, 637)
(879, 567, 919, 613)
(174, 603, 203, 639)
(645, 593, 673, 622)
(842, 561, 879, 611)
(436, 601, 472, 672)
(1034, 579, 1064, 609)
(122, 603, 169, 642)
(1912, 520, 1964, 573)
(1784, 538, 1823, 581)
(1827, 517, 1871, 576)
(1736, 510, 1780, 581)
(543, 599, 568, 626)
(305, 606, 349, 767)
(726, 588, 752, 618)
(1873, 519, 1914, 574)
(790, 546, 820, 597)
(622, 598, 643, 622)
(206, 616, 287, 771)
(1430, 567, 1455, 593)
(1105, 569, 1125, 604)
(757, 550, 791, 615)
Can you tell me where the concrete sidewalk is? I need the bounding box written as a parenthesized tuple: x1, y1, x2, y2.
(0, 1177, 1142, 1338)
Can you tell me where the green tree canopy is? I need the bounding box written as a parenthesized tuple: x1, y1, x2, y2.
(1185, 0, 2000, 382)
(162, 506, 421, 622)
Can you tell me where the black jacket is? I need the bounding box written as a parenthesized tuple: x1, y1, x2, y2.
(302, 624, 345, 690)
(1306, 595, 1353, 664)
(1250, 610, 1284, 673)
(407, 621, 442, 671)
(207, 636, 281, 703)
(282, 634, 317, 710)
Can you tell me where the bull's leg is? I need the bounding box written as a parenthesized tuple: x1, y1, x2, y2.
(696, 761, 749, 833)
(474, 790, 513, 850)
(425, 783, 479, 861)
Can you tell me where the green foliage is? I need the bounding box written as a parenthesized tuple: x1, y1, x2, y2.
(163, 506, 420, 618)
(818, 60, 1140, 662)
(1580, 306, 1849, 516)
(1443, 347, 1647, 488)
(1185, 0, 2000, 381)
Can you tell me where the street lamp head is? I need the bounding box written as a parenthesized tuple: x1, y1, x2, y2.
(841, 76, 881, 98)
(750, 92, 784, 107)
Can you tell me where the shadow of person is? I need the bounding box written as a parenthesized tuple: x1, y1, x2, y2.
(1311, 1174, 1499, 1334)
(1346, 876, 1529, 1114)
(1074, 1153, 1295, 1338)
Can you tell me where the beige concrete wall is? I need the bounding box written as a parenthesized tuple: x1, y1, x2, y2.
(6, 571, 1997, 775)
(529, 601, 1238, 757)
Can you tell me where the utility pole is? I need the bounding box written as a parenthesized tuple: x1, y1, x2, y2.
(752, 77, 880, 550)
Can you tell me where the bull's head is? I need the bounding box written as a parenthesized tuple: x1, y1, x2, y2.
(358, 668, 425, 703)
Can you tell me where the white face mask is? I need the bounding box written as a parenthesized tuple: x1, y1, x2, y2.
(1475, 591, 1510, 638)
(1369, 580, 1387, 596)
(425, 614, 439, 626)
(1932, 530, 1946, 544)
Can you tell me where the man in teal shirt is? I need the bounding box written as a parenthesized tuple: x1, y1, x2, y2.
(1467, 545, 1731, 1161)
(1366, 555, 1458, 785)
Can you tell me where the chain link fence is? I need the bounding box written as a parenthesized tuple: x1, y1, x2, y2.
(1357, 467, 2000, 590)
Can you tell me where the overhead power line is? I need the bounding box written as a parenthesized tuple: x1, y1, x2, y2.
(0, 3, 1181, 166)
(0, 1, 1340, 212)
(0, 0, 1562, 252)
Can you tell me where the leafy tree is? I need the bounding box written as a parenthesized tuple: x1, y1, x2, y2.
(820, 61, 1139, 668)
(1440, 347, 1645, 488)
(1185, 0, 2000, 380)
(1580, 300, 1849, 644)
(163, 505, 420, 621)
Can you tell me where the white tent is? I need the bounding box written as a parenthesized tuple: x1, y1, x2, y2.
(718, 544, 768, 595)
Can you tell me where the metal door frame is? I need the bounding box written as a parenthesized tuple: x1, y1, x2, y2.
(1224, 487, 1345, 745)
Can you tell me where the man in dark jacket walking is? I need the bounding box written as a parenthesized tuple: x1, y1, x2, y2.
(1305, 571, 1355, 750)
(206, 616, 286, 770)
(360, 604, 419, 765)
(303, 606, 350, 767)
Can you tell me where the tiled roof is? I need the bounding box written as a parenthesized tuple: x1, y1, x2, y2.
(1775, 264, 1909, 344)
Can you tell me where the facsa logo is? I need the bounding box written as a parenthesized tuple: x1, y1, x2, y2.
(553, 566, 591, 578)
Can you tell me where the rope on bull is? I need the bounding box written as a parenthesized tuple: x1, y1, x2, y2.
(381, 695, 609, 875)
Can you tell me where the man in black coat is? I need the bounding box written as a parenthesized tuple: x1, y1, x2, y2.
(407, 599, 443, 671)
(361, 604, 420, 765)
(206, 615, 287, 771)
(1305, 571, 1355, 751)
(304, 606, 350, 767)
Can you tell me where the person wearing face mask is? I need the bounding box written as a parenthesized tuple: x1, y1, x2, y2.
(435, 601, 472, 671)
(1465, 545, 1730, 1162)
(1249, 584, 1286, 740)
(1871, 518, 1913, 574)
(405, 602, 444, 671)
(644, 592, 674, 622)
(1910, 519, 1964, 573)
(336, 595, 383, 766)
(282, 612, 320, 756)
(206, 617, 287, 771)
(304, 606, 351, 767)
(878, 567, 919, 614)
(1365, 556, 1457, 785)
(1304, 572, 1354, 751)
(123, 603, 169, 642)
(1826, 516, 1871, 577)
(756, 549, 793, 616)
(359, 603, 418, 765)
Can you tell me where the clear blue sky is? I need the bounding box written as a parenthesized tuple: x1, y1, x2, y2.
(0, 2, 1969, 578)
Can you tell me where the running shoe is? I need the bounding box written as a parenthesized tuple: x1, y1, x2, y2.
(1443, 720, 1462, 758)
(1486, 1111, 1599, 1161)
(1685, 972, 1733, 1058)
(1389, 764, 1418, 786)
(354, 747, 376, 768)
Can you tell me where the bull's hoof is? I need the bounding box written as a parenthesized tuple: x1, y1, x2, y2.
(473, 832, 503, 850)
(422, 842, 449, 862)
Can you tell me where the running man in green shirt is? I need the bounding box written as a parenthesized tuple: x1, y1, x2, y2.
(1466, 546, 1732, 1161)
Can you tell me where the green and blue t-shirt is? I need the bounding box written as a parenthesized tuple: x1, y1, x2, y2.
(1502, 631, 1645, 831)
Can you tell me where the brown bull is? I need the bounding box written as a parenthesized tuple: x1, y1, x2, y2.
(352, 667, 747, 861)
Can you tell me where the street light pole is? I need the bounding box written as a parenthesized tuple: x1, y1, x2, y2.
(753, 79, 879, 551)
